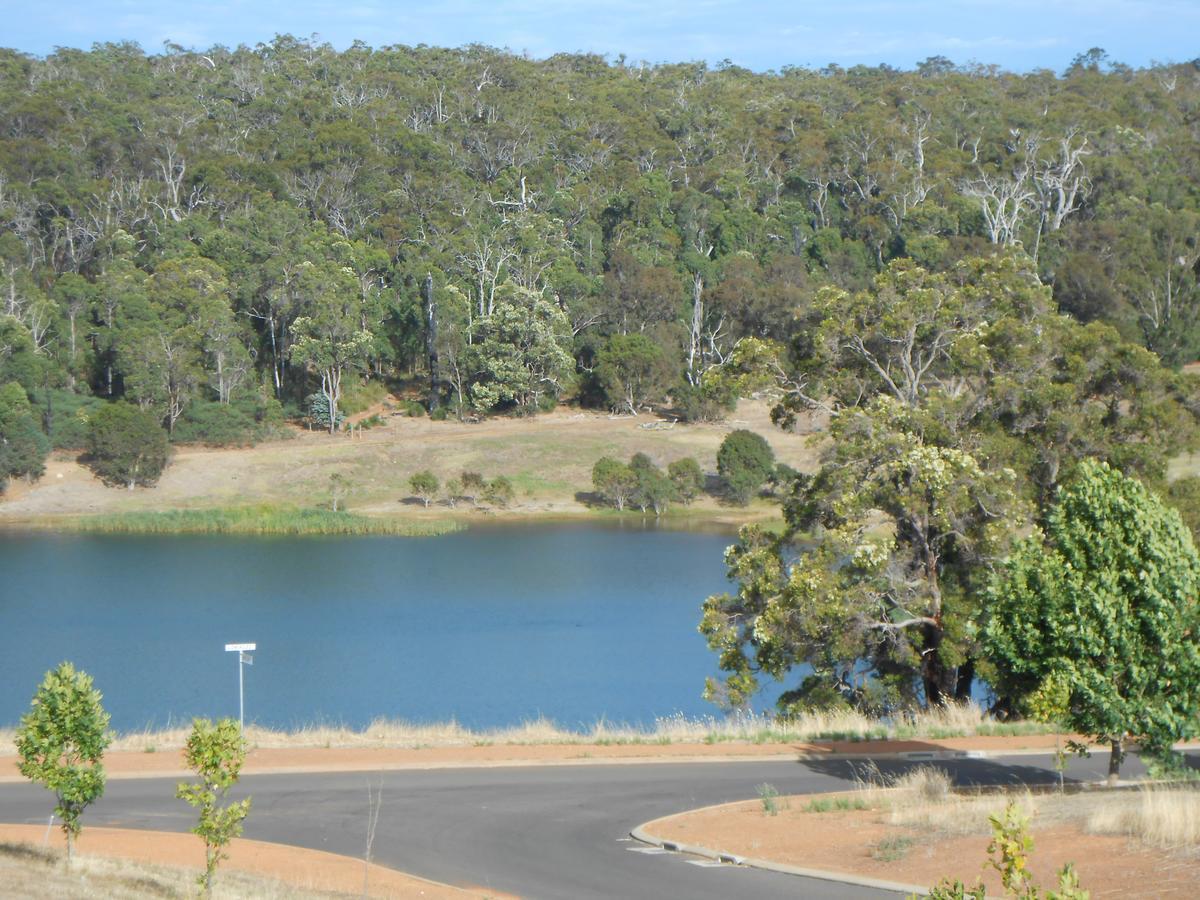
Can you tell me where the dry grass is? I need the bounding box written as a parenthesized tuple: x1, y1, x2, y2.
(834, 765, 1200, 856)
(0, 704, 1053, 755)
(1086, 786, 1200, 852)
(0, 841, 345, 899)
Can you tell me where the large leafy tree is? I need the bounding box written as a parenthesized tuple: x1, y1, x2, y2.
(86, 401, 171, 488)
(984, 459, 1200, 782)
(16, 662, 112, 862)
(704, 254, 1197, 713)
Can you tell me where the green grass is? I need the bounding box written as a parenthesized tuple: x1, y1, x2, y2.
(870, 834, 914, 862)
(69, 505, 463, 536)
(804, 796, 871, 813)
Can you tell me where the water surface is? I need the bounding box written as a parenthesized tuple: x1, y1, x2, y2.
(0, 524, 775, 732)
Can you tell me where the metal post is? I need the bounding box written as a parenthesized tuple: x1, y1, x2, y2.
(225, 643, 256, 732)
(238, 652, 245, 730)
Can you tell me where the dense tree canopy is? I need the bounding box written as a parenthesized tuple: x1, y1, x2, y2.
(702, 254, 1197, 713)
(984, 460, 1200, 780)
(0, 40, 1198, 449)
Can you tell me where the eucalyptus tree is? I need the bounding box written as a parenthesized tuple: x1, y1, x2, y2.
(704, 253, 1197, 713)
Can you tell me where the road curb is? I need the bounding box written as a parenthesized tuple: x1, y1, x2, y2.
(629, 821, 927, 896)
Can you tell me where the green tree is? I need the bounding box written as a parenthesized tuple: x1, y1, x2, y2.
(668, 457, 705, 504)
(15, 662, 112, 862)
(716, 429, 775, 505)
(460, 471, 486, 507)
(176, 718, 252, 895)
(595, 333, 673, 415)
(289, 259, 375, 434)
(0, 381, 49, 492)
(467, 287, 574, 413)
(705, 254, 1196, 716)
(984, 460, 1200, 783)
(85, 401, 171, 488)
(629, 452, 677, 516)
(592, 457, 637, 511)
(409, 470, 439, 507)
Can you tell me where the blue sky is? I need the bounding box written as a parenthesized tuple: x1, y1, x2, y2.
(4, 0, 1197, 71)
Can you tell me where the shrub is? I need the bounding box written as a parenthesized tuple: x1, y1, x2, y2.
(172, 400, 261, 447)
(304, 393, 345, 431)
(0, 382, 49, 491)
(485, 476, 515, 507)
(717, 429, 776, 504)
(31, 389, 103, 450)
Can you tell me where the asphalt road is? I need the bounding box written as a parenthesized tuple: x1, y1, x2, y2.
(0, 751, 1161, 899)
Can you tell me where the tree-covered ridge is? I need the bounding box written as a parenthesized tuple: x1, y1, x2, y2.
(0, 40, 1199, 441)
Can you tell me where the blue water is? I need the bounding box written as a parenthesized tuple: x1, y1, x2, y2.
(0, 524, 781, 732)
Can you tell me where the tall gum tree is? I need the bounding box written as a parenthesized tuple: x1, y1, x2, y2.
(704, 252, 1197, 713)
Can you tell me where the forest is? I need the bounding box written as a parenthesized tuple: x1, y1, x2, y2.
(0, 40, 1198, 461)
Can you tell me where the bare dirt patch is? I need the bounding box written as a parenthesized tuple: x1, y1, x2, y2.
(647, 792, 1200, 898)
(0, 825, 503, 898)
(0, 400, 815, 526)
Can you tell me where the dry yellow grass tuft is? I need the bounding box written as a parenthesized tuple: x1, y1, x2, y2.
(1087, 786, 1200, 851)
(0, 841, 342, 899)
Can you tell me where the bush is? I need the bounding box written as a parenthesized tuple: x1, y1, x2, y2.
(30, 389, 103, 450)
(172, 401, 261, 447)
(401, 399, 427, 417)
(717, 429, 776, 504)
(85, 401, 171, 488)
(338, 377, 388, 416)
(593, 457, 637, 511)
(305, 393, 345, 431)
(0, 382, 49, 491)
(671, 380, 737, 423)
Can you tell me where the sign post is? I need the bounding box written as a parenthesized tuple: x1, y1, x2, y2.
(224, 643, 256, 731)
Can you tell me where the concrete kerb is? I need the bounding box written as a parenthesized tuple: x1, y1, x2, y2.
(629, 818, 928, 897)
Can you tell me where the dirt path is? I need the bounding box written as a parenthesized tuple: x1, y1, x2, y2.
(0, 824, 504, 898)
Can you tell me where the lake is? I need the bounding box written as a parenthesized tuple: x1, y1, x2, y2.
(0, 524, 779, 732)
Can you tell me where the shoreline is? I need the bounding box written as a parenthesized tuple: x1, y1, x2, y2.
(0, 504, 774, 537)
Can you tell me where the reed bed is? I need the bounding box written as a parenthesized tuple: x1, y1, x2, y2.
(66, 506, 461, 536)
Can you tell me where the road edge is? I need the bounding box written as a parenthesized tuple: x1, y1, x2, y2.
(629, 817, 927, 896)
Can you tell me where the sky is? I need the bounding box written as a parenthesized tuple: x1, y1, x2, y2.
(3, 0, 1198, 72)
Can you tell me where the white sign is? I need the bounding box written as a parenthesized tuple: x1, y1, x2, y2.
(225, 643, 256, 652)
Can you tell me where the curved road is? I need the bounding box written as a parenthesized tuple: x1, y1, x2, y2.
(0, 751, 1161, 899)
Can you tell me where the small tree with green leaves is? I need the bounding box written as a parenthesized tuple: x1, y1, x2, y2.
(176, 718, 252, 895)
(484, 475, 515, 507)
(592, 457, 637, 511)
(984, 459, 1200, 783)
(16, 662, 112, 862)
(409, 470, 439, 507)
(668, 457, 705, 504)
(717, 429, 775, 505)
(630, 453, 677, 517)
(460, 471, 486, 507)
